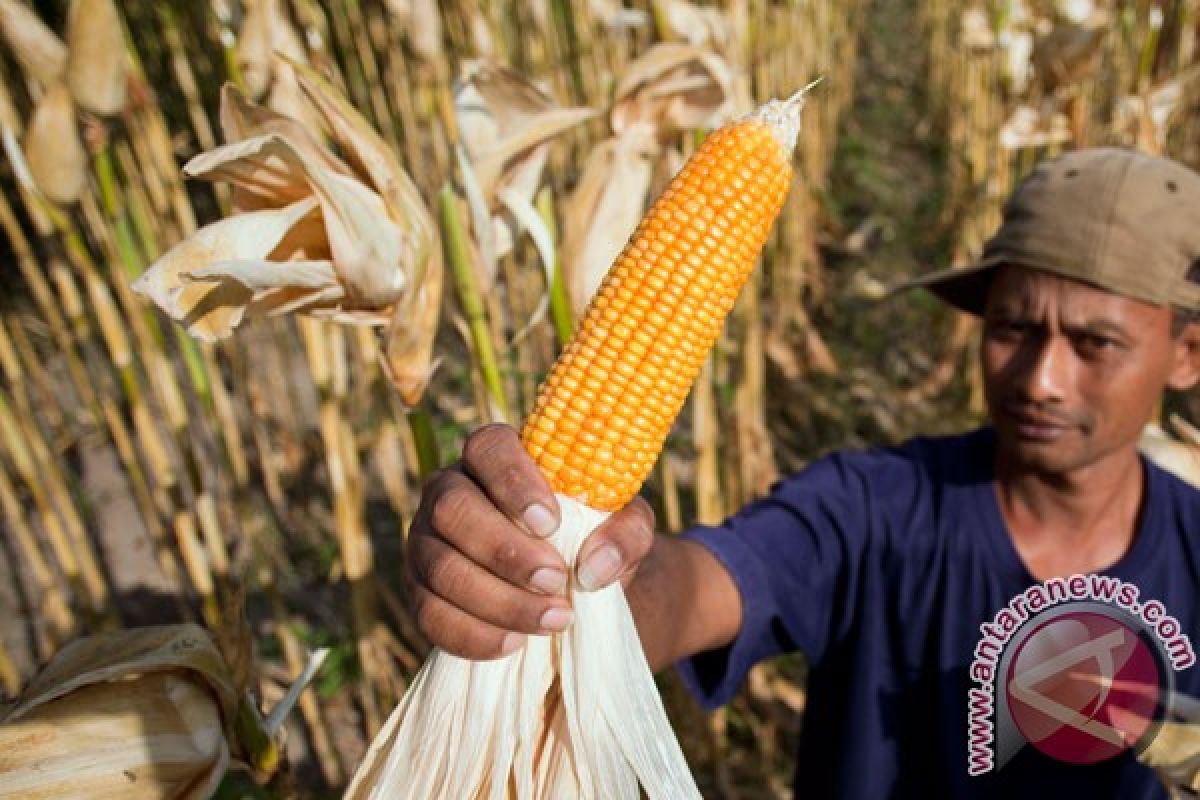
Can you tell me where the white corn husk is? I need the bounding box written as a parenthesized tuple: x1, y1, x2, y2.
(345, 494, 702, 799)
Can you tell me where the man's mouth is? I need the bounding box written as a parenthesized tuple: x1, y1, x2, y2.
(1001, 405, 1072, 442)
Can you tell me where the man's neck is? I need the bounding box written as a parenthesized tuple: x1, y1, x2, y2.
(992, 445, 1146, 581)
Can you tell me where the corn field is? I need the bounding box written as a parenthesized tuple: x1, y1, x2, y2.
(0, 0, 1198, 797)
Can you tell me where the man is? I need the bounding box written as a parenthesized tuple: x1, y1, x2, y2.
(403, 147, 1200, 797)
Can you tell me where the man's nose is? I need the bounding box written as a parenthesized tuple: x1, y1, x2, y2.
(1015, 335, 1071, 404)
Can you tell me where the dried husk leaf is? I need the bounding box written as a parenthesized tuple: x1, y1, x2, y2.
(0, 0, 66, 88)
(0, 672, 229, 800)
(611, 43, 735, 140)
(133, 197, 320, 340)
(184, 133, 318, 211)
(382, 245, 444, 406)
(587, 0, 648, 31)
(561, 124, 656, 316)
(455, 61, 598, 200)
(1141, 720, 1200, 793)
(65, 0, 128, 116)
(218, 82, 352, 187)
(1032, 19, 1107, 92)
(346, 495, 701, 799)
(305, 164, 412, 307)
(0, 625, 239, 800)
(288, 57, 436, 288)
(403, 0, 444, 65)
(1139, 423, 1200, 488)
(998, 105, 1071, 150)
(652, 0, 734, 50)
(23, 82, 86, 206)
(267, 57, 329, 145)
(237, 0, 275, 98)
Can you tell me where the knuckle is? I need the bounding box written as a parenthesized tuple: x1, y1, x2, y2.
(628, 497, 656, 539)
(463, 424, 515, 467)
(430, 485, 474, 535)
(426, 551, 471, 598)
(495, 463, 529, 498)
(490, 538, 521, 573)
(420, 466, 457, 502)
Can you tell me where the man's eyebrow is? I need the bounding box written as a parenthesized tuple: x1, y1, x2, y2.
(1068, 319, 1131, 338)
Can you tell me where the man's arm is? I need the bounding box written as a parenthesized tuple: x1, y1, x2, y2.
(405, 423, 742, 669)
(625, 535, 741, 671)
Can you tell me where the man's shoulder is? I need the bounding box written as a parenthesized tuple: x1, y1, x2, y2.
(1146, 455, 1200, 519)
(781, 426, 992, 502)
(817, 425, 992, 479)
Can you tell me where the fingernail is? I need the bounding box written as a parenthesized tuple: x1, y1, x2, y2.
(577, 546, 621, 591)
(539, 606, 575, 632)
(523, 503, 558, 537)
(530, 567, 567, 595)
(499, 632, 526, 656)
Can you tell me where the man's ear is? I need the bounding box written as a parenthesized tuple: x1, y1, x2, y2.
(1167, 320, 1200, 391)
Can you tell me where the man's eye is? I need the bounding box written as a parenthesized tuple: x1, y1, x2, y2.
(1076, 334, 1119, 353)
(986, 320, 1026, 338)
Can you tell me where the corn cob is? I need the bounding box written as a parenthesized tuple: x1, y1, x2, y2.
(521, 95, 805, 510)
(348, 88, 811, 800)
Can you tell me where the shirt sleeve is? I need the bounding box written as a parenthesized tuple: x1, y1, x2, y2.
(674, 451, 876, 709)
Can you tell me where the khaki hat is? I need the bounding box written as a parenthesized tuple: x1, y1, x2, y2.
(897, 147, 1200, 315)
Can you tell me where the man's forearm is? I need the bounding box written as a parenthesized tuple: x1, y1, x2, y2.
(623, 534, 742, 672)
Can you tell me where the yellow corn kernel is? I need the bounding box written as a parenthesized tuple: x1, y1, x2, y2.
(520, 95, 806, 511)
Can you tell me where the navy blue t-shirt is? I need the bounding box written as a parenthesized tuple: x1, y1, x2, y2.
(677, 427, 1200, 798)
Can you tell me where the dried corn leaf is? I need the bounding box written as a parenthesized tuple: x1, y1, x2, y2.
(237, 0, 277, 98)
(1141, 721, 1200, 793)
(185, 133, 317, 210)
(133, 197, 320, 340)
(1139, 423, 1200, 488)
(455, 61, 598, 202)
(346, 495, 701, 799)
(145, 74, 438, 338)
(65, 0, 127, 116)
(382, 244, 444, 406)
(652, 0, 734, 50)
(303, 162, 410, 307)
(1032, 19, 1107, 92)
(561, 124, 656, 316)
(0, 672, 228, 800)
(0, 625, 239, 800)
(998, 105, 1071, 150)
(218, 83, 352, 190)
(24, 82, 85, 206)
(0, 0, 66, 88)
(267, 57, 328, 143)
(289, 57, 436, 285)
(611, 43, 736, 140)
(397, 0, 444, 65)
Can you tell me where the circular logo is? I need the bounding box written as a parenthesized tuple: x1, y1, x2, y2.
(1005, 609, 1169, 764)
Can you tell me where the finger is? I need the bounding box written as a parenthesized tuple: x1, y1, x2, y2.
(426, 469, 568, 595)
(410, 583, 526, 661)
(461, 423, 561, 538)
(576, 496, 656, 591)
(414, 533, 575, 636)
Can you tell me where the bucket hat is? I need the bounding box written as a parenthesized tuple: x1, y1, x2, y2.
(897, 147, 1200, 314)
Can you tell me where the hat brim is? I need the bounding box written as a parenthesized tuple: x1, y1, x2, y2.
(888, 257, 1004, 316)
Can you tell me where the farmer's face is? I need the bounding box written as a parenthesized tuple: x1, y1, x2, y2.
(981, 265, 1200, 476)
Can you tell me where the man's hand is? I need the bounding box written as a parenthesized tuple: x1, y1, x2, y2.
(404, 423, 657, 660)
